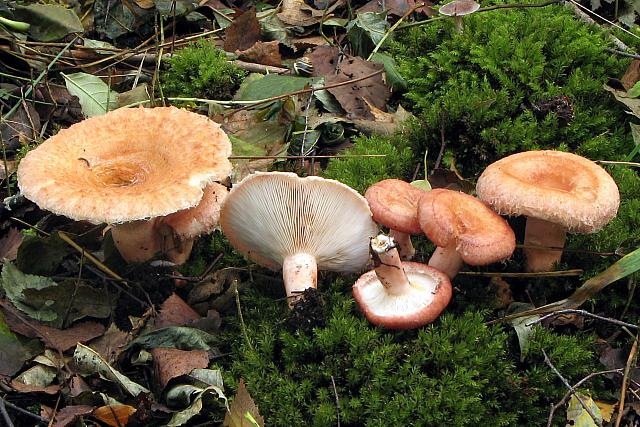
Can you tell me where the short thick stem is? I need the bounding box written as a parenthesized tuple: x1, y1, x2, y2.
(390, 229, 415, 260)
(524, 217, 567, 272)
(428, 244, 464, 279)
(111, 220, 164, 263)
(371, 235, 412, 295)
(282, 253, 318, 307)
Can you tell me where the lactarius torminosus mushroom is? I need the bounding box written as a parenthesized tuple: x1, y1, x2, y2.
(417, 188, 516, 279)
(219, 172, 378, 307)
(365, 179, 425, 260)
(476, 150, 620, 272)
(352, 234, 452, 330)
(17, 106, 232, 264)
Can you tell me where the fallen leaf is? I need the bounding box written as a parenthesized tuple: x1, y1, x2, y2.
(346, 11, 388, 57)
(0, 263, 59, 322)
(428, 168, 475, 193)
(93, 404, 137, 427)
(166, 369, 227, 426)
(326, 56, 390, 119)
(506, 302, 539, 362)
(351, 103, 412, 135)
(0, 309, 29, 377)
(621, 59, 640, 90)
(152, 347, 209, 390)
(0, 228, 22, 263)
(277, 0, 342, 26)
(490, 277, 513, 309)
(51, 405, 95, 427)
(11, 363, 59, 394)
(62, 72, 119, 118)
(12, 4, 83, 42)
(224, 7, 261, 52)
(309, 45, 341, 77)
(0, 101, 40, 151)
(74, 343, 150, 397)
(237, 41, 282, 67)
(604, 84, 640, 119)
(156, 294, 201, 329)
(595, 401, 615, 422)
(235, 74, 319, 101)
(126, 326, 219, 352)
(566, 393, 602, 426)
(224, 379, 265, 427)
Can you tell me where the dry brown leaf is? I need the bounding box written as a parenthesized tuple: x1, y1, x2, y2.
(51, 405, 95, 427)
(490, 277, 513, 309)
(10, 380, 60, 394)
(622, 60, 640, 90)
(293, 36, 328, 52)
(277, 0, 342, 26)
(224, 7, 261, 52)
(326, 56, 390, 119)
(93, 404, 137, 426)
(132, 0, 155, 8)
(155, 293, 201, 329)
(428, 168, 475, 193)
(1, 300, 105, 351)
(309, 45, 341, 77)
(151, 348, 209, 390)
(237, 41, 282, 67)
(351, 103, 412, 135)
(224, 379, 265, 427)
(86, 323, 130, 365)
(0, 228, 23, 262)
(1, 101, 41, 151)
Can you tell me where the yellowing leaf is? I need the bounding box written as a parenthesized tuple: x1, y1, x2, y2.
(566, 393, 602, 427)
(224, 379, 264, 427)
(93, 404, 137, 426)
(594, 401, 616, 422)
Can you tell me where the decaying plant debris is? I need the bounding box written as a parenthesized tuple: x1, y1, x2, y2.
(2, 0, 640, 425)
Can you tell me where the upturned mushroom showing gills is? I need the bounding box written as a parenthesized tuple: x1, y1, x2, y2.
(417, 188, 516, 279)
(365, 179, 425, 260)
(352, 234, 452, 330)
(17, 106, 232, 263)
(476, 150, 620, 272)
(219, 172, 378, 307)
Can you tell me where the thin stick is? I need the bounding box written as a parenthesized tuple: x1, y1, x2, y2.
(229, 154, 386, 159)
(0, 396, 14, 427)
(542, 349, 603, 427)
(57, 231, 124, 281)
(527, 309, 639, 329)
(458, 269, 583, 278)
(606, 48, 640, 60)
(615, 335, 638, 427)
(367, 2, 425, 60)
(234, 279, 253, 351)
(1, 397, 48, 423)
(331, 376, 341, 427)
(547, 369, 623, 427)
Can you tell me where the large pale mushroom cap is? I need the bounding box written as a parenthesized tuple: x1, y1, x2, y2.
(476, 150, 620, 233)
(352, 262, 452, 330)
(219, 172, 378, 272)
(418, 188, 515, 265)
(17, 107, 232, 224)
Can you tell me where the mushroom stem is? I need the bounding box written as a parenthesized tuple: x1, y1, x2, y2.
(454, 16, 464, 33)
(523, 217, 567, 272)
(389, 229, 415, 260)
(282, 253, 318, 307)
(111, 220, 165, 263)
(371, 235, 412, 295)
(427, 244, 464, 279)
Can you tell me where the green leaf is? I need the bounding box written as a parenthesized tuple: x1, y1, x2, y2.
(410, 180, 432, 191)
(498, 246, 640, 322)
(12, 4, 83, 42)
(506, 302, 539, 362)
(62, 72, 119, 117)
(235, 74, 319, 101)
(16, 232, 72, 276)
(370, 52, 407, 92)
(74, 343, 150, 397)
(166, 384, 227, 426)
(0, 263, 59, 322)
(346, 12, 388, 57)
(0, 311, 29, 376)
(125, 326, 219, 352)
(628, 81, 640, 98)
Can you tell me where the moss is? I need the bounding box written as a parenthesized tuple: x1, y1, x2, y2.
(161, 40, 246, 100)
(222, 284, 598, 426)
(322, 130, 415, 194)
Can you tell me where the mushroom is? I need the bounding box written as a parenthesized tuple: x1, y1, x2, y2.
(219, 171, 378, 307)
(17, 106, 232, 263)
(417, 188, 516, 278)
(438, 0, 480, 33)
(364, 179, 425, 260)
(476, 150, 620, 272)
(352, 234, 452, 330)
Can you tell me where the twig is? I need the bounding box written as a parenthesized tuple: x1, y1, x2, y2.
(233, 60, 289, 74)
(367, 2, 426, 60)
(527, 309, 639, 329)
(458, 269, 583, 278)
(547, 369, 623, 427)
(433, 113, 447, 170)
(615, 334, 638, 427)
(542, 349, 603, 427)
(234, 279, 253, 352)
(606, 48, 640, 60)
(566, 0, 639, 45)
(228, 154, 386, 159)
(0, 397, 48, 423)
(516, 243, 620, 257)
(57, 231, 124, 281)
(331, 376, 341, 427)
(0, 396, 14, 427)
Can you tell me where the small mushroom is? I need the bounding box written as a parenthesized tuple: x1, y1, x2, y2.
(477, 150, 619, 272)
(352, 234, 452, 330)
(17, 106, 232, 264)
(417, 188, 516, 278)
(438, 0, 480, 32)
(219, 172, 378, 307)
(364, 179, 425, 260)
